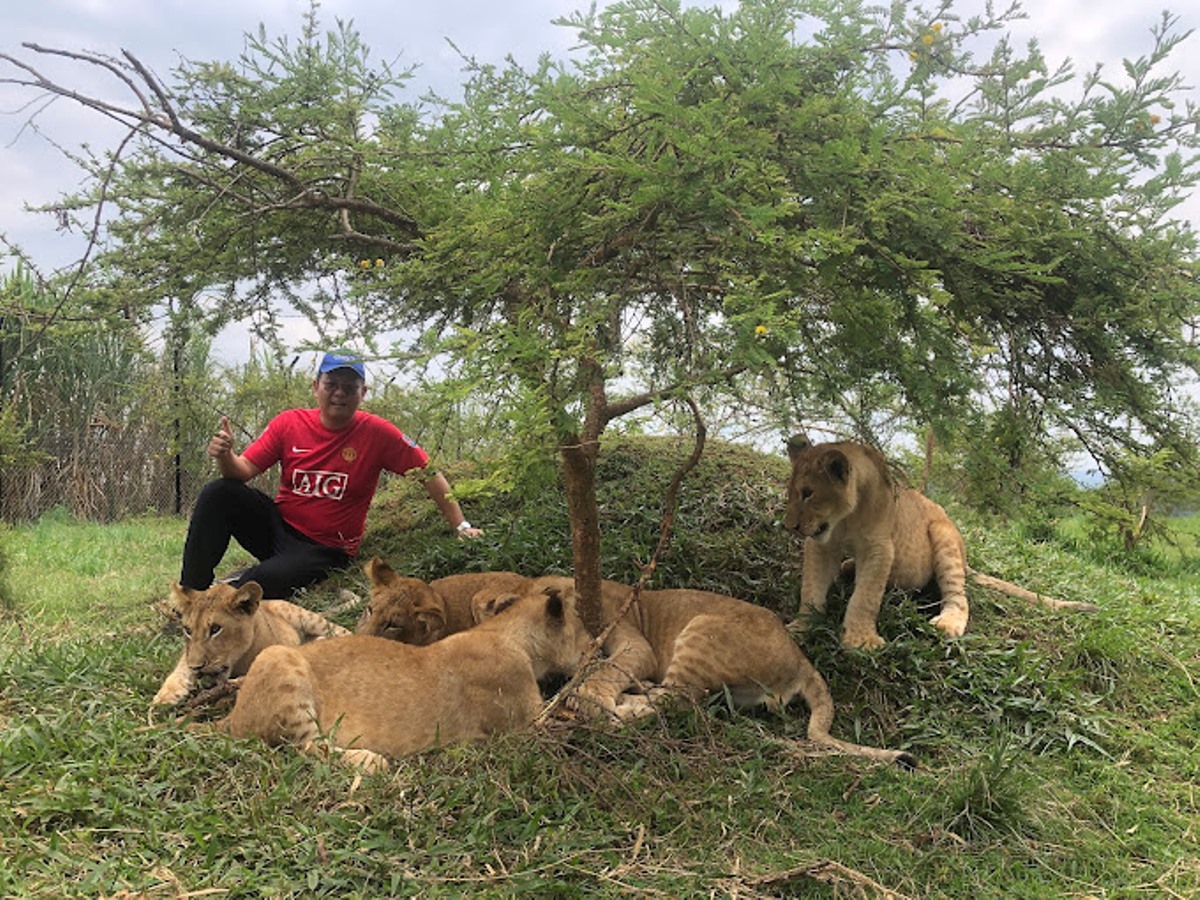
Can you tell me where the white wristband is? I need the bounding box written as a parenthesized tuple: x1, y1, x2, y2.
(456, 520, 473, 532)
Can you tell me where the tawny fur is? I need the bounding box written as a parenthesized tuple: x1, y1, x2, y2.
(152, 581, 349, 707)
(473, 575, 657, 719)
(199, 586, 592, 773)
(784, 434, 1095, 650)
(359, 561, 653, 719)
(474, 580, 911, 766)
(615, 589, 912, 766)
(355, 556, 530, 644)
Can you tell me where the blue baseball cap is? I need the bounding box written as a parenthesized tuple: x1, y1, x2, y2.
(317, 350, 366, 380)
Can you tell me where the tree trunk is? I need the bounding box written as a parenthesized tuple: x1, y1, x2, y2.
(560, 435, 605, 635)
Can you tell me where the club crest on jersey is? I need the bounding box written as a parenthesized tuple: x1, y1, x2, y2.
(342, 446, 358, 462)
(292, 469, 348, 500)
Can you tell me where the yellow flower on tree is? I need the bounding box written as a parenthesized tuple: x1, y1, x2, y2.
(755, 324, 769, 336)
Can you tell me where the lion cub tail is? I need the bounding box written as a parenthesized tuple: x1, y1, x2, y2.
(787, 652, 916, 769)
(967, 569, 1098, 612)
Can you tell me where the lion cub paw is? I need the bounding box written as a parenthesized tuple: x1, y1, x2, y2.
(841, 628, 886, 651)
(565, 689, 618, 720)
(929, 609, 968, 638)
(339, 748, 389, 774)
(612, 693, 656, 722)
(151, 679, 191, 707)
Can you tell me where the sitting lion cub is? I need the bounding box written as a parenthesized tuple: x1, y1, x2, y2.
(784, 434, 1095, 650)
(355, 557, 530, 644)
(475, 580, 911, 766)
(152, 581, 349, 706)
(199, 585, 592, 773)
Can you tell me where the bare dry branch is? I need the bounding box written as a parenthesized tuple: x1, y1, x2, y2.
(739, 858, 917, 900)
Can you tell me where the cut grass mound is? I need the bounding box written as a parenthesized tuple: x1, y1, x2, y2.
(363, 433, 800, 614)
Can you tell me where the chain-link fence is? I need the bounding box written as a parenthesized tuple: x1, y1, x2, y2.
(1, 417, 195, 521)
(0, 418, 284, 523)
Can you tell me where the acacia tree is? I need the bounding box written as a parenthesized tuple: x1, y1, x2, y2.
(384, 0, 1200, 615)
(2, 0, 1198, 624)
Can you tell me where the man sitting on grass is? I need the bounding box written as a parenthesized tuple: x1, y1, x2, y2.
(179, 349, 482, 598)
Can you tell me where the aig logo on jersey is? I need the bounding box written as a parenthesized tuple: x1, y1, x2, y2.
(292, 468, 349, 500)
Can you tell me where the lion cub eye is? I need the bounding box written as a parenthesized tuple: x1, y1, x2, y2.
(208, 623, 223, 638)
(181, 626, 193, 638)
(800, 487, 813, 501)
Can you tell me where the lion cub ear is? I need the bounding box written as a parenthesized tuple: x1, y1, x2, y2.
(786, 433, 812, 461)
(819, 448, 851, 484)
(365, 556, 399, 588)
(472, 590, 520, 623)
(168, 582, 196, 619)
(228, 581, 264, 616)
(541, 587, 566, 625)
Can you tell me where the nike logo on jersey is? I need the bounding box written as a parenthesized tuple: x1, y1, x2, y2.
(292, 445, 312, 454)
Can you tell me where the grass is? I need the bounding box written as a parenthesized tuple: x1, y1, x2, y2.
(2, 437, 1199, 897)
(0, 508, 252, 650)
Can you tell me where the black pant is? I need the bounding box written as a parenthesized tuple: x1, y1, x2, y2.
(180, 478, 351, 598)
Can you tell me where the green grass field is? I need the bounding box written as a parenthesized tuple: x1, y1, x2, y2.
(2, 475, 1199, 897)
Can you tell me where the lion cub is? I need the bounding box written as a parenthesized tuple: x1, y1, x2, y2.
(201, 586, 592, 772)
(475, 581, 911, 766)
(472, 575, 658, 717)
(355, 557, 531, 644)
(152, 581, 349, 707)
(784, 434, 1095, 650)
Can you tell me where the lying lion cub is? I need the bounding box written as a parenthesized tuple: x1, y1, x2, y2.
(152, 581, 349, 707)
(359, 561, 652, 718)
(476, 580, 912, 766)
(199, 586, 592, 772)
(474, 574, 657, 716)
(784, 434, 1095, 650)
(356, 557, 530, 644)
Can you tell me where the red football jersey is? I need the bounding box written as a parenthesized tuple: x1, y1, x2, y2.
(242, 408, 430, 554)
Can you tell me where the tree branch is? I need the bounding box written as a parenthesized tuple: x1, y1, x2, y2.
(603, 363, 747, 425)
(4, 44, 423, 238)
(540, 396, 706, 723)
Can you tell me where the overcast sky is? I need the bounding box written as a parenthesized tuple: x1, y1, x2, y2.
(1, 0, 1197, 338)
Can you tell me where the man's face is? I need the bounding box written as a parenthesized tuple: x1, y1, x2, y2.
(313, 370, 366, 428)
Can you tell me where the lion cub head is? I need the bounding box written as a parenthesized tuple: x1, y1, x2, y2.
(480, 584, 594, 681)
(356, 557, 449, 644)
(169, 581, 266, 680)
(784, 433, 868, 543)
